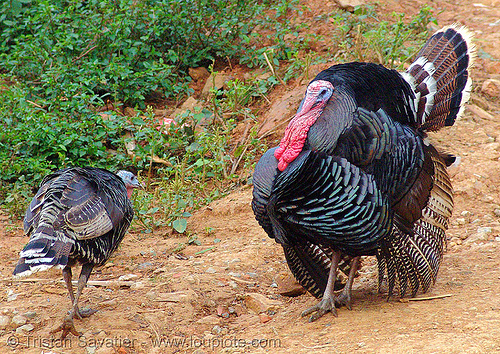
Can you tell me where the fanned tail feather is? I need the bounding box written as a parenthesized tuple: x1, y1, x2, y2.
(282, 242, 352, 298)
(402, 24, 475, 131)
(377, 147, 453, 298)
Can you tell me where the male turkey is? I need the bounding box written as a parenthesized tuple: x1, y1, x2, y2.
(13, 167, 142, 337)
(252, 24, 474, 321)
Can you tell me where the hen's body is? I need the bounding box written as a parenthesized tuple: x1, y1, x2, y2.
(14, 167, 141, 337)
(252, 25, 473, 321)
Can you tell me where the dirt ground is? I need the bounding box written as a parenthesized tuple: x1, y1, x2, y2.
(2, 0, 500, 353)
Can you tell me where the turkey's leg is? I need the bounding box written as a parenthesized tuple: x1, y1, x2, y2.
(62, 266, 75, 305)
(51, 263, 96, 338)
(335, 256, 360, 310)
(301, 250, 341, 322)
(72, 263, 96, 319)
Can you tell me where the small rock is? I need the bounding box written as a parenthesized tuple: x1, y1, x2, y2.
(334, 0, 364, 12)
(153, 266, 169, 274)
(95, 330, 107, 340)
(189, 67, 210, 82)
(244, 293, 282, 314)
(0, 315, 10, 330)
(11, 314, 27, 327)
(228, 281, 238, 289)
(494, 209, 500, 217)
(450, 237, 462, 245)
(217, 305, 230, 318)
(172, 96, 200, 118)
(138, 262, 153, 269)
(259, 313, 272, 323)
(23, 311, 37, 319)
(478, 227, 492, 234)
(206, 267, 217, 274)
(455, 218, 467, 225)
(154, 290, 197, 303)
(228, 272, 241, 277)
(255, 71, 273, 82)
(212, 325, 222, 335)
(118, 274, 138, 281)
(495, 236, 500, 242)
(16, 324, 34, 334)
(277, 274, 306, 297)
(481, 79, 500, 97)
(100, 298, 118, 307)
(247, 272, 258, 278)
(202, 73, 234, 96)
(196, 315, 220, 325)
(229, 258, 241, 264)
(466, 227, 492, 244)
(461, 210, 472, 217)
(7, 289, 18, 302)
(131, 281, 145, 290)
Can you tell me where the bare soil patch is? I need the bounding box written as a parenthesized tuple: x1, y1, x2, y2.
(2, 0, 500, 352)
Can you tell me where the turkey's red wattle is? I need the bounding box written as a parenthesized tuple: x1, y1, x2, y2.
(275, 80, 334, 171)
(275, 114, 316, 171)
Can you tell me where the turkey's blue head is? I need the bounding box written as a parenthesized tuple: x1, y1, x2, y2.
(275, 78, 357, 171)
(117, 171, 144, 198)
(274, 80, 334, 171)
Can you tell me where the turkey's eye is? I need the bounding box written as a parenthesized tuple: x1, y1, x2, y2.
(317, 87, 333, 102)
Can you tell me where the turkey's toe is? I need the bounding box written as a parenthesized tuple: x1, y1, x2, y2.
(301, 296, 338, 322)
(50, 316, 81, 339)
(335, 291, 352, 310)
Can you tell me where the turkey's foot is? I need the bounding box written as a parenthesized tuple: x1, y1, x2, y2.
(301, 295, 338, 322)
(335, 289, 352, 310)
(50, 316, 81, 339)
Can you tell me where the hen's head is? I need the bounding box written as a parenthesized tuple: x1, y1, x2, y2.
(117, 171, 144, 198)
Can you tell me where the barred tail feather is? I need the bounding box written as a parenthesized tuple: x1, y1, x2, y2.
(377, 147, 453, 298)
(13, 230, 73, 277)
(282, 242, 352, 298)
(402, 24, 475, 131)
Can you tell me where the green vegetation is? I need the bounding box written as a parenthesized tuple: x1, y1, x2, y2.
(0, 0, 437, 233)
(330, 5, 437, 68)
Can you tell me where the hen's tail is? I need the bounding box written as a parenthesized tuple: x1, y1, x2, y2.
(13, 226, 73, 277)
(402, 24, 475, 131)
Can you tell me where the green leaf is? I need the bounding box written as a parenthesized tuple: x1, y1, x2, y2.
(172, 218, 187, 233)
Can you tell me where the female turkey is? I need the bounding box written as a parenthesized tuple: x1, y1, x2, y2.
(13, 167, 142, 337)
(253, 25, 473, 321)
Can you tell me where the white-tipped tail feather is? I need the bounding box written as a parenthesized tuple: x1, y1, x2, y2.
(402, 23, 475, 131)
